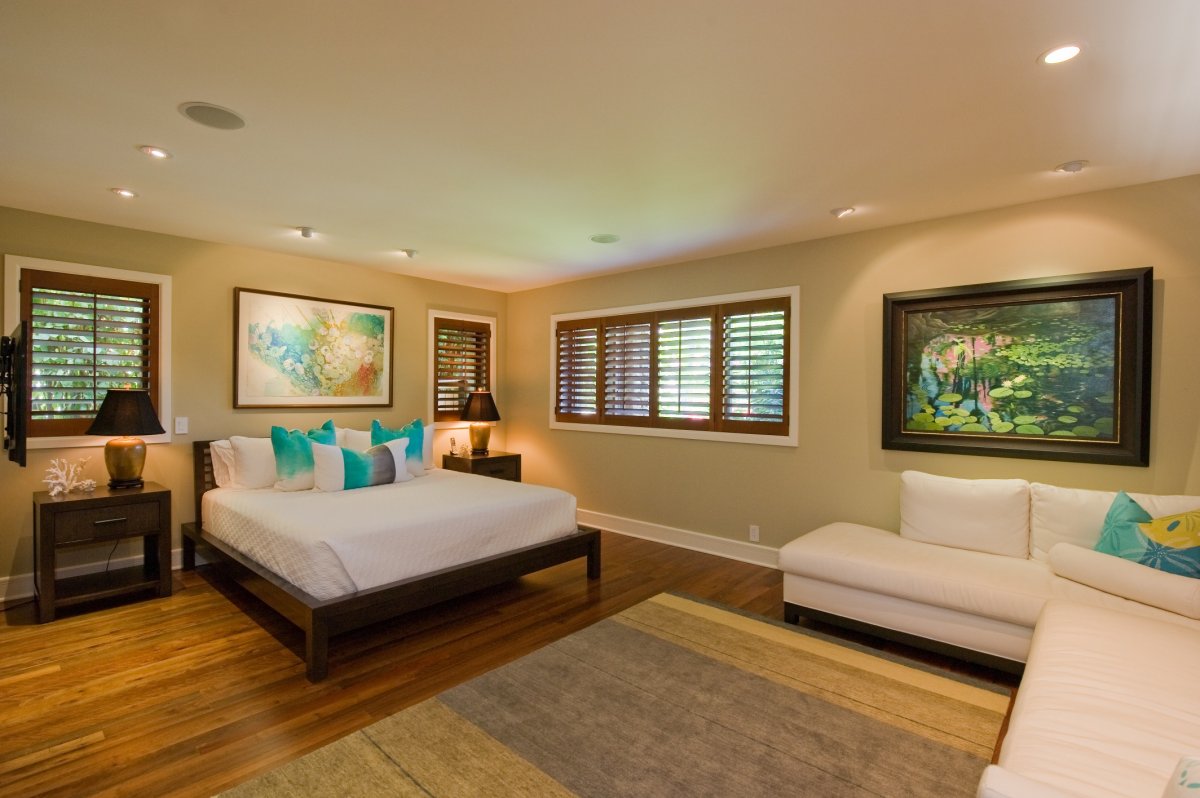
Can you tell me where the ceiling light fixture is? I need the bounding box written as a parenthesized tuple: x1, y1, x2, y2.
(1040, 45, 1081, 65)
(830, 207, 855, 219)
(138, 145, 172, 159)
(297, 226, 315, 238)
(1054, 160, 1089, 174)
(110, 187, 138, 198)
(589, 233, 620, 244)
(179, 101, 247, 130)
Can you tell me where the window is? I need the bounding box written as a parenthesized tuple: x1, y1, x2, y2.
(430, 313, 495, 423)
(3, 255, 172, 448)
(553, 288, 795, 444)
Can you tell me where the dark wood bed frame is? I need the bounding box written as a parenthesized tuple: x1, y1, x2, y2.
(181, 440, 601, 682)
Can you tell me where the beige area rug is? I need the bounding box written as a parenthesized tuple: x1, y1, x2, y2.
(223, 594, 1011, 797)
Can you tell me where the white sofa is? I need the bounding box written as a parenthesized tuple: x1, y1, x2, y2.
(778, 470, 1200, 797)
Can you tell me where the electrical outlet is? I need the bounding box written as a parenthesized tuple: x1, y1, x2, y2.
(749, 524, 760, 543)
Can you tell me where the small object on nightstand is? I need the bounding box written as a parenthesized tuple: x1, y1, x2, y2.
(33, 482, 172, 622)
(442, 450, 521, 482)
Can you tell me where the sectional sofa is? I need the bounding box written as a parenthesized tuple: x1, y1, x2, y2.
(778, 470, 1200, 797)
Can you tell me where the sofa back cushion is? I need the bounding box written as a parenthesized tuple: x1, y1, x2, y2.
(899, 470, 1031, 558)
(1030, 483, 1200, 561)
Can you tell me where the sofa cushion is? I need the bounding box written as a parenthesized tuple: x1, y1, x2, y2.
(900, 470, 1030, 558)
(1050, 542, 1200, 619)
(1030, 483, 1200, 562)
(998, 601, 1200, 798)
(779, 522, 1051, 627)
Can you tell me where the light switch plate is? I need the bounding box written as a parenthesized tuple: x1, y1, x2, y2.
(174, 416, 188, 435)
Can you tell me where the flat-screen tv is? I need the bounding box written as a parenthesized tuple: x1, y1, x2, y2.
(1, 320, 28, 467)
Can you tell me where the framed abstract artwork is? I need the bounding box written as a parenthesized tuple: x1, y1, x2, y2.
(234, 288, 393, 408)
(882, 268, 1152, 466)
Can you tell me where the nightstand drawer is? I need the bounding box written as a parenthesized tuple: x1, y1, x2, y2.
(476, 460, 518, 480)
(55, 501, 161, 544)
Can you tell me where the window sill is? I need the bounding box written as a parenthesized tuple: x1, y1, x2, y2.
(26, 432, 173, 451)
(549, 420, 796, 447)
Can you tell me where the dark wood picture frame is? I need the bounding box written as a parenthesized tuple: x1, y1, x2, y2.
(882, 268, 1152, 466)
(234, 287, 394, 409)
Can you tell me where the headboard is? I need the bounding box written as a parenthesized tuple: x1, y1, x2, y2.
(192, 440, 216, 528)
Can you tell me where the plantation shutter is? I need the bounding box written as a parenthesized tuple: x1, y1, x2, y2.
(555, 319, 599, 421)
(719, 298, 788, 434)
(656, 309, 714, 428)
(433, 317, 491, 422)
(21, 268, 159, 438)
(602, 315, 652, 423)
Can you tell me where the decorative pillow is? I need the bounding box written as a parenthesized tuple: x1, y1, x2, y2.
(209, 439, 236, 488)
(310, 440, 414, 492)
(371, 418, 425, 477)
(1163, 755, 1200, 797)
(270, 420, 337, 491)
(229, 436, 278, 490)
(1095, 492, 1200, 578)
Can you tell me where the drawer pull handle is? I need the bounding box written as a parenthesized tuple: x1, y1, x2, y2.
(93, 517, 128, 525)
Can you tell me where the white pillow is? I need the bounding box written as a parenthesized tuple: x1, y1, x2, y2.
(899, 470, 1030, 558)
(423, 421, 434, 469)
(340, 428, 372, 452)
(1049, 542, 1200, 619)
(229, 436, 277, 489)
(209, 439, 236, 488)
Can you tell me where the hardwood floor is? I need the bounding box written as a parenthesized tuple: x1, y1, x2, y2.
(0, 532, 1011, 797)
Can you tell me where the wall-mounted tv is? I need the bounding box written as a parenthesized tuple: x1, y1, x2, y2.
(1, 320, 29, 467)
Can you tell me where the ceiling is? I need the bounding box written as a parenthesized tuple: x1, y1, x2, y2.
(2, 1, 1199, 292)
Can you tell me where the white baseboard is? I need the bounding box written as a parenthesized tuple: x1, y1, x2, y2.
(577, 509, 779, 569)
(0, 547, 210, 604)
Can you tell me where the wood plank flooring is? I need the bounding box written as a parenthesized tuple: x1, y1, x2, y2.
(0, 532, 1011, 797)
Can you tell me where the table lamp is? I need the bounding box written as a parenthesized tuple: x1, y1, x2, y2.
(85, 389, 165, 489)
(460, 391, 500, 455)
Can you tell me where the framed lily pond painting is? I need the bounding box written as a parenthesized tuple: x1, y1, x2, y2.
(234, 288, 393, 408)
(882, 268, 1152, 466)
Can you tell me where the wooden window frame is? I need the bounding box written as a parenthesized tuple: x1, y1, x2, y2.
(432, 316, 492, 423)
(427, 310, 496, 427)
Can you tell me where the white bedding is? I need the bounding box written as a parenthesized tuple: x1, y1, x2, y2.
(201, 469, 579, 600)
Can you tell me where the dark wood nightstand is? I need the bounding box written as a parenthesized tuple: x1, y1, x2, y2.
(442, 451, 521, 482)
(33, 482, 172, 622)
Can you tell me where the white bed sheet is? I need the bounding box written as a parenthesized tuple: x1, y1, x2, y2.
(201, 469, 579, 600)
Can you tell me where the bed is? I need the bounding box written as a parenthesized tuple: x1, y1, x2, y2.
(181, 440, 600, 681)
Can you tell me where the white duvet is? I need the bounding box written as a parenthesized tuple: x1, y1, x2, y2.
(201, 469, 579, 600)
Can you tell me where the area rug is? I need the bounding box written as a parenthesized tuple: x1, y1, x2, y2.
(223, 594, 1011, 797)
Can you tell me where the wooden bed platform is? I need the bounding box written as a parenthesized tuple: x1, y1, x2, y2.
(181, 440, 601, 681)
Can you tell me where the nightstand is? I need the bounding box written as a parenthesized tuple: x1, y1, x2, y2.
(442, 451, 521, 482)
(33, 482, 172, 622)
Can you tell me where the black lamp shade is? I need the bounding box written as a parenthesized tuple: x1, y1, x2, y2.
(460, 391, 501, 423)
(86, 390, 165, 437)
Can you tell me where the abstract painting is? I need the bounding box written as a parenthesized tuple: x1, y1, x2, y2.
(234, 288, 393, 408)
(882, 269, 1152, 465)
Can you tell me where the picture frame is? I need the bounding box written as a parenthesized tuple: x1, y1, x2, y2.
(234, 287, 394, 409)
(882, 268, 1152, 466)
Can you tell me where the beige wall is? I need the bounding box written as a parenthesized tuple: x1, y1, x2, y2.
(0, 207, 506, 589)
(506, 175, 1200, 549)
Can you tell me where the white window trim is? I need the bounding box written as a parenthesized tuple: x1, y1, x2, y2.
(4, 254, 173, 450)
(549, 286, 799, 447)
(427, 309, 496, 429)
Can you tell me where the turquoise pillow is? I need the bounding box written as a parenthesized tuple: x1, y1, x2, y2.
(270, 420, 336, 491)
(371, 418, 424, 477)
(311, 439, 415, 492)
(1095, 491, 1200, 578)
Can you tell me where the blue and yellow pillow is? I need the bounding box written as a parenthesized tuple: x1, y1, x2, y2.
(271, 420, 336, 491)
(311, 440, 414, 492)
(371, 418, 425, 477)
(1095, 491, 1200, 578)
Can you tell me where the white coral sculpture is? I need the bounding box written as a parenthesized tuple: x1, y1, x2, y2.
(43, 457, 95, 497)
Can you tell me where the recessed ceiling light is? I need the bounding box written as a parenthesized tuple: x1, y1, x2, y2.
(138, 145, 172, 159)
(179, 101, 246, 130)
(1040, 45, 1081, 65)
(110, 187, 138, 198)
(397, 249, 417, 259)
(297, 226, 315, 238)
(830, 207, 855, 219)
(590, 233, 620, 244)
(1054, 160, 1089, 174)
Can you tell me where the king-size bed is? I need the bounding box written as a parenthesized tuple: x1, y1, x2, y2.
(181, 440, 601, 681)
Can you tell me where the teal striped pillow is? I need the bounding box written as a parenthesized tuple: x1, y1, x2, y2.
(371, 418, 425, 477)
(271, 420, 336, 491)
(311, 439, 415, 492)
